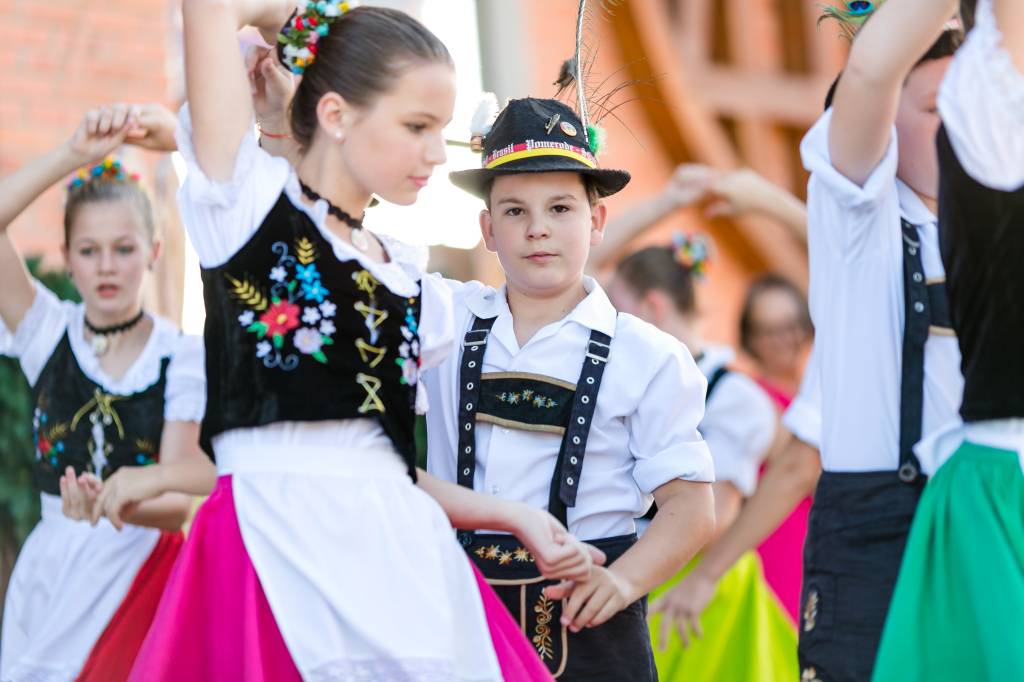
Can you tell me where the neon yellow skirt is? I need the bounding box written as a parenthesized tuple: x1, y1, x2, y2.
(648, 552, 798, 681)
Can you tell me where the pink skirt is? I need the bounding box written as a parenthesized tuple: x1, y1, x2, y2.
(130, 476, 552, 681)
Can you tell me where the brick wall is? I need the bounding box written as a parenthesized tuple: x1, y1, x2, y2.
(0, 0, 181, 264)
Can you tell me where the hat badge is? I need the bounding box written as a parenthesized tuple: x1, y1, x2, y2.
(559, 120, 577, 137)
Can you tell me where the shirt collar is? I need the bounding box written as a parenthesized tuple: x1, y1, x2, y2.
(464, 276, 618, 339)
(895, 179, 937, 226)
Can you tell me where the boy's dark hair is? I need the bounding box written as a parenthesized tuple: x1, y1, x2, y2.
(482, 174, 601, 211)
(738, 274, 813, 359)
(64, 180, 155, 246)
(824, 28, 963, 111)
(285, 7, 453, 151)
(615, 246, 698, 316)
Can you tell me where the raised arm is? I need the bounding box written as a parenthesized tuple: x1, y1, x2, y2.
(0, 105, 140, 331)
(181, 0, 293, 180)
(994, 0, 1024, 68)
(829, 0, 958, 186)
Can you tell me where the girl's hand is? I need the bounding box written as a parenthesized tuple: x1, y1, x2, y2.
(59, 467, 102, 522)
(91, 465, 165, 530)
(648, 569, 718, 650)
(68, 104, 139, 164)
(124, 104, 179, 153)
(247, 44, 296, 130)
(704, 168, 777, 219)
(662, 164, 716, 209)
(510, 505, 606, 582)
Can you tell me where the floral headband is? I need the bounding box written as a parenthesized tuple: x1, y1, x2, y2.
(671, 232, 711, 279)
(278, 0, 359, 75)
(67, 157, 140, 192)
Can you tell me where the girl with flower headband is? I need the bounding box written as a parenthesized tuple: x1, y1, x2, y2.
(0, 102, 206, 681)
(605, 238, 797, 681)
(106, 1, 597, 679)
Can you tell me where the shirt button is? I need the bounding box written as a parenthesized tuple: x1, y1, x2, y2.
(490, 485, 500, 494)
(501, 427, 510, 435)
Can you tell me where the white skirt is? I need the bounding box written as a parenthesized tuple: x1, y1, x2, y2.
(217, 442, 503, 681)
(0, 494, 160, 682)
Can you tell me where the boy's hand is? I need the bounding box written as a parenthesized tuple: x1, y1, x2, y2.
(546, 565, 638, 632)
(124, 104, 179, 153)
(59, 467, 102, 522)
(649, 569, 717, 649)
(511, 505, 606, 582)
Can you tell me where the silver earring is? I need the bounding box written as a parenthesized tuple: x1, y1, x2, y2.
(335, 131, 343, 141)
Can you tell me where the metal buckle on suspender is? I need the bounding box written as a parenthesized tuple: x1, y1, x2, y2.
(586, 339, 610, 363)
(463, 329, 490, 347)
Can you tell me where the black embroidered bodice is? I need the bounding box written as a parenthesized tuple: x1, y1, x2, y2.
(32, 335, 168, 495)
(937, 126, 1024, 422)
(199, 193, 422, 478)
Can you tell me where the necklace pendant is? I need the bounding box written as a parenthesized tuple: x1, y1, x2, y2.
(92, 335, 110, 356)
(351, 228, 370, 252)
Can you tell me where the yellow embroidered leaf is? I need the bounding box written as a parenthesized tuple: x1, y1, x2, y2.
(295, 237, 317, 265)
(225, 274, 269, 311)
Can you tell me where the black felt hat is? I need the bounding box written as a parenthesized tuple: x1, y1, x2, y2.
(449, 98, 631, 200)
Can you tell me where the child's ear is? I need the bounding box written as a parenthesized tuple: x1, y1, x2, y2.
(589, 200, 608, 247)
(148, 239, 163, 269)
(479, 209, 497, 253)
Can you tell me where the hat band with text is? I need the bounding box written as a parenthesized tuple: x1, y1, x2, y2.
(484, 140, 598, 170)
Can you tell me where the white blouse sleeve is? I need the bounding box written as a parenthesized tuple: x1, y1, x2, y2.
(175, 104, 293, 268)
(417, 273, 457, 372)
(938, 0, 1024, 191)
(800, 108, 900, 258)
(163, 334, 207, 423)
(6, 281, 72, 387)
(783, 352, 822, 450)
(629, 339, 715, 494)
(701, 374, 777, 497)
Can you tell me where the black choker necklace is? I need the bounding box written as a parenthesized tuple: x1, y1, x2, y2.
(299, 180, 370, 252)
(84, 309, 145, 356)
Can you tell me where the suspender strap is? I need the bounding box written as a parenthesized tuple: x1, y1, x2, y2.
(898, 219, 932, 483)
(545, 331, 612, 525)
(455, 317, 497, 547)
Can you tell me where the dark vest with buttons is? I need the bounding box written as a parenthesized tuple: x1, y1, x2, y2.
(199, 192, 422, 479)
(937, 125, 1024, 422)
(31, 334, 168, 495)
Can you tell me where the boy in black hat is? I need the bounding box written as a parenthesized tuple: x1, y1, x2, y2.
(423, 97, 716, 681)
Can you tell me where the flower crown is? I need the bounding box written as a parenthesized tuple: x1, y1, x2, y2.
(67, 157, 140, 192)
(818, 1, 885, 41)
(671, 232, 711, 279)
(278, 0, 359, 75)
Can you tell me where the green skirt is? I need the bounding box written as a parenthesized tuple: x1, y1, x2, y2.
(873, 441, 1024, 681)
(648, 552, 798, 681)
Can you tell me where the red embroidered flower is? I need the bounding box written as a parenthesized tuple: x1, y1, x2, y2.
(260, 301, 300, 337)
(37, 437, 51, 455)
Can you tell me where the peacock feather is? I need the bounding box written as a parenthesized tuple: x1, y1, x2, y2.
(818, 1, 885, 41)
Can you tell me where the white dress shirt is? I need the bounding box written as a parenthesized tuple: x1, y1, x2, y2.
(423, 277, 714, 540)
(800, 109, 963, 472)
(697, 346, 776, 497)
(783, 350, 823, 451)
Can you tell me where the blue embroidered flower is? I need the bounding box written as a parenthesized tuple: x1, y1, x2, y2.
(296, 263, 320, 283)
(302, 279, 330, 303)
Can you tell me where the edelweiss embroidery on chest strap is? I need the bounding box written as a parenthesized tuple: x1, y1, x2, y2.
(476, 372, 576, 435)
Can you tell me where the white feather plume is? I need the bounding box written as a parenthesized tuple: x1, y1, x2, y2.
(469, 92, 499, 137)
